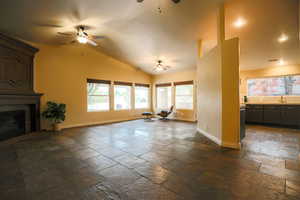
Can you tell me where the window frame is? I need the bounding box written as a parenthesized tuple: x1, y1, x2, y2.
(156, 83, 172, 110)
(134, 83, 150, 109)
(114, 81, 133, 111)
(87, 79, 111, 112)
(247, 74, 300, 97)
(174, 81, 194, 110)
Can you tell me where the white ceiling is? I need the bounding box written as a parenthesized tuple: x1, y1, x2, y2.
(0, 0, 299, 74)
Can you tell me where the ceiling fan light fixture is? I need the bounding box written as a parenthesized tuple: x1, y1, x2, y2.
(77, 35, 88, 44)
(155, 65, 164, 71)
(154, 60, 170, 72)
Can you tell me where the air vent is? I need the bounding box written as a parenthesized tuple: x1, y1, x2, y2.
(268, 58, 279, 62)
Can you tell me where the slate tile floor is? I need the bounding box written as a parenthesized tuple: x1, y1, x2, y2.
(0, 120, 300, 200)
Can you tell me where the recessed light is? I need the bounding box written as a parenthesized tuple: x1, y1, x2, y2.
(278, 34, 288, 43)
(233, 18, 247, 28)
(278, 59, 285, 66)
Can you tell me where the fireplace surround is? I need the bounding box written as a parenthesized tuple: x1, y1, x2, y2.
(0, 33, 42, 141)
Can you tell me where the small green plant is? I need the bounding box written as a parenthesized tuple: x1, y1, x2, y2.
(42, 101, 66, 124)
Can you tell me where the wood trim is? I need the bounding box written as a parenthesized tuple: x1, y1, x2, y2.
(156, 83, 172, 87)
(245, 74, 300, 81)
(174, 80, 194, 86)
(0, 33, 39, 55)
(114, 81, 133, 86)
(135, 83, 150, 88)
(87, 79, 111, 84)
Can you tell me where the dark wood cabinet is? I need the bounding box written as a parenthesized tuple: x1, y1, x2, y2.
(240, 107, 246, 140)
(0, 33, 42, 138)
(263, 105, 282, 125)
(281, 106, 300, 127)
(0, 33, 37, 94)
(245, 105, 263, 123)
(246, 104, 300, 128)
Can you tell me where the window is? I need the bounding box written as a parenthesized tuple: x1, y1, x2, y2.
(248, 75, 300, 96)
(87, 79, 110, 111)
(286, 75, 300, 95)
(248, 77, 285, 96)
(135, 84, 150, 109)
(114, 82, 132, 110)
(175, 82, 193, 109)
(156, 83, 172, 109)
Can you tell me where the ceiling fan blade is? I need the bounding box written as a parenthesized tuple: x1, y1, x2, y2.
(57, 32, 74, 36)
(87, 39, 98, 46)
(34, 22, 63, 28)
(172, 0, 181, 3)
(93, 35, 105, 40)
(137, 0, 144, 2)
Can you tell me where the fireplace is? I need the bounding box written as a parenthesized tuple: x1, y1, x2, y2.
(0, 33, 42, 141)
(0, 108, 27, 141)
(0, 95, 42, 141)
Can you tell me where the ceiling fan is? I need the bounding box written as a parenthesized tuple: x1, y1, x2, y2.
(137, 0, 181, 3)
(154, 60, 170, 72)
(58, 26, 104, 46)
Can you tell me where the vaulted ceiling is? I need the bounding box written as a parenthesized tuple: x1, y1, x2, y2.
(0, 0, 299, 74)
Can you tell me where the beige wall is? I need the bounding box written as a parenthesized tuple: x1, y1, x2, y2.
(152, 68, 197, 122)
(34, 44, 152, 129)
(197, 38, 240, 149)
(197, 45, 222, 142)
(240, 64, 300, 104)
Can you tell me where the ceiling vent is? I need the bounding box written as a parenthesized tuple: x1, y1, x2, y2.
(268, 58, 279, 62)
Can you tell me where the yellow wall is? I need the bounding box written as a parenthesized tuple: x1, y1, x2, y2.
(34, 44, 152, 129)
(221, 38, 240, 148)
(152, 68, 197, 122)
(240, 64, 300, 104)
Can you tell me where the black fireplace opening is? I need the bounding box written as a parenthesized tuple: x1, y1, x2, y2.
(0, 110, 26, 141)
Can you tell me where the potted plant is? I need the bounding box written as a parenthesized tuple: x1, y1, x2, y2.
(42, 101, 66, 131)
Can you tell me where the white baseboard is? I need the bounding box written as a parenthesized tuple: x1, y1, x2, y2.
(62, 117, 142, 129)
(197, 128, 241, 149)
(197, 128, 222, 145)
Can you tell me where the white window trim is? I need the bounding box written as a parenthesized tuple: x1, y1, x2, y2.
(175, 84, 194, 110)
(134, 86, 150, 109)
(87, 83, 110, 112)
(114, 85, 132, 111)
(156, 86, 172, 110)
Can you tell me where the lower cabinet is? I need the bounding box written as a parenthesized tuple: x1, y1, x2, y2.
(245, 105, 263, 123)
(240, 108, 246, 140)
(281, 106, 300, 126)
(263, 105, 282, 125)
(246, 104, 300, 128)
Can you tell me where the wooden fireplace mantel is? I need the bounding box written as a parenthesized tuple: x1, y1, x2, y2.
(0, 33, 42, 133)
